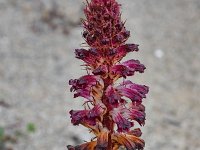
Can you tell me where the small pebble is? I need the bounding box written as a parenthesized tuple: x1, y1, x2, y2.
(154, 49, 164, 59)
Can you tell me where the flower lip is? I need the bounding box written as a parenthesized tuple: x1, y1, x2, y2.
(74, 48, 102, 67)
(111, 44, 140, 63)
(128, 128, 142, 137)
(69, 103, 105, 126)
(126, 44, 139, 52)
(69, 109, 88, 125)
(122, 59, 146, 73)
(129, 109, 146, 126)
(119, 80, 149, 96)
(69, 75, 100, 90)
(111, 64, 133, 78)
(73, 89, 92, 100)
(75, 48, 89, 59)
(110, 106, 134, 132)
(69, 75, 104, 100)
(116, 80, 149, 102)
(116, 86, 144, 102)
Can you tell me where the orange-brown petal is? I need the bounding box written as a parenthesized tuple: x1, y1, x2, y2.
(96, 129, 109, 149)
(112, 133, 145, 150)
(67, 141, 97, 150)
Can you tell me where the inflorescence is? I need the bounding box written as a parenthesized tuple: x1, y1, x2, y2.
(67, 0, 149, 149)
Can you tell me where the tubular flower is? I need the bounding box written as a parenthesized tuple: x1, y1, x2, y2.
(67, 0, 149, 149)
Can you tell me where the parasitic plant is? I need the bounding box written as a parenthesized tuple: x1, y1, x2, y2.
(67, 0, 149, 149)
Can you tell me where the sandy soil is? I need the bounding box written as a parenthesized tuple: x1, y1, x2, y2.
(0, 0, 200, 149)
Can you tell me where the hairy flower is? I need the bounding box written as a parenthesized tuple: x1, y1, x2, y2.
(70, 102, 106, 126)
(67, 0, 149, 149)
(69, 75, 104, 101)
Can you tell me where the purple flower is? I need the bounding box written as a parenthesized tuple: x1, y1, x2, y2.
(116, 80, 149, 103)
(110, 103, 146, 132)
(110, 106, 134, 132)
(69, 75, 104, 101)
(111, 44, 139, 63)
(67, 0, 149, 149)
(69, 102, 106, 126)
(128, 103, 146, 126)
(75, 48, 104, 69)
(111, 59, 146, 79)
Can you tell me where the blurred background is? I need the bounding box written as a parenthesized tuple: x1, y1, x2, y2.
(0, 0, 200, 149)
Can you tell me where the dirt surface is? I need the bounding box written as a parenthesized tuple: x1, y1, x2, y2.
(0, 0, 200, 150)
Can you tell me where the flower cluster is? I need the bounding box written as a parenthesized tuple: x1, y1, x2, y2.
(67, 0, 149, 149)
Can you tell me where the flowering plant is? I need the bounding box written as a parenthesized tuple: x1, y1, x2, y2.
(67, 0, 149, 149)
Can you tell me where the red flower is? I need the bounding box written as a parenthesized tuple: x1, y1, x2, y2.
(70, 102, 106, 126)
(111, 60, 146, 80)
(111, 44, 139, 64)
(110, 106, 134, 132)
(116, 80, 149, 103)
(75, 48, 104, 69)
(67, 0, 149, 149)
(69, 75, 104, 101)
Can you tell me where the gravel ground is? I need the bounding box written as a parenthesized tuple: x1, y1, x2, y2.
(0, 0, 200, 150)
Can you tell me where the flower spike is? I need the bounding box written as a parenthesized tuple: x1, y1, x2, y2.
(67, 0, 149, 149)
